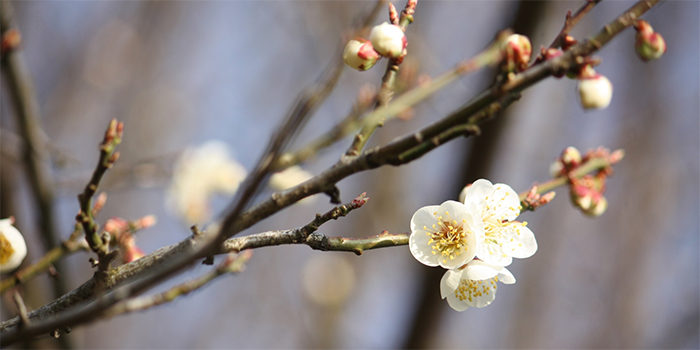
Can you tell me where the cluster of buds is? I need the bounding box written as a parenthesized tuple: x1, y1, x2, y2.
(634, 20, 667, 62)
(551, 146, 624, 217)
(576, 65, 613, 110)
(343, 22, 407, 71)
(501, 34, 532, 73)
(570, 174, 608, 217)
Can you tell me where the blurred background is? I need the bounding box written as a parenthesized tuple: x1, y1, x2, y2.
(1, 0, 697, 348)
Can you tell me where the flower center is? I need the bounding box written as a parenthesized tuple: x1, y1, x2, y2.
(454, 276, 498, 302)
(424, 211, 469, 263)
(0, 233, 14, 264)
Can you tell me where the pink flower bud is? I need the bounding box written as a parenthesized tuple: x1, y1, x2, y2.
(122, 245, 145, 263)
(577, 68, 613, 110)
(502, 34, 532, 72)
(634, 20, 666, 62)
(343, 38, 381, 71)
(369, 22, 407, 59)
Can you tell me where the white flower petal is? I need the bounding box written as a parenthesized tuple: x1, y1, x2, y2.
(408, 229, 439, 267)
(445, 291, 470, 312)
(440, 269, 461, 298)
(462, 260, 499, 280)
(504, 222, 538, 259)
(487, 183, 521, 222)
(469, 278, 498, 308)
(477, 241, 513, 267)
(463, 179, 493, 213)
(0, 219, 27, 274)
(497, 267, 516, 284)
(409, 205, 440, 233)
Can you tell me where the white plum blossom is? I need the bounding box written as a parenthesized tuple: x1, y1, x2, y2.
(409, 200, 481, 270)
(369, 22, 406, 59)
(440, 259, 516, 311)
(269, 165, 313, 191)
(167, 141, 247, 224)
(0, 218, 27, 274)
(461, 179, 537, 266)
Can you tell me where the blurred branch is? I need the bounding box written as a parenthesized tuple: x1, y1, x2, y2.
(104, 250, 252, 318)
(0, 0, 660, 344)
(0, 0, 70, 303)
(273, 86, 377, 171)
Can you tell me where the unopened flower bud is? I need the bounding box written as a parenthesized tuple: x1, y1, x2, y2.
(562, 146, 582, 166)
(577, 69, 613, 110)
(634, 20, 666, 62)
(0, 218, 27, 274)
(343, 38, 381, 71)
(583, 196, 608, 217)
(502, 34, 532, 72)
(369, 22, 406, 59)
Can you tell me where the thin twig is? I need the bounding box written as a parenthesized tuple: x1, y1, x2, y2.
(345, 0, 419, 156)
(76, 119, 123, 272)
(548, 0, 603, 50)
(12, 291, 30, 326)
(224, 193, 369, 252)
(104, 250, 252, 318)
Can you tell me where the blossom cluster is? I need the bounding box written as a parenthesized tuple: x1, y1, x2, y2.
(409, 179, 537, 311)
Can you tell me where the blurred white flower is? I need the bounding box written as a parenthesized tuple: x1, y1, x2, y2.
(409, 200, 480, 270)
(461, 179, 537, 267)
(440, 259, 515, 311)
(302, 254, 356, 307)
(167, 141, 247, 224)
(369, 22, 406, 59)
(269, 165, 313, 191)
(0, 218, 27, 274)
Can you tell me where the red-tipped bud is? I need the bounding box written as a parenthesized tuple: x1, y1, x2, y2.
(388, 3, 399, 25)
(369, 22, 407, 59)
(104, 217, 129, 236)
(122, 245, 145, 263)
(134, 215, 157, 230)
(502, 34, 532, 72)
(343, 38, 381, 71)
(634, 20, 666, 62)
